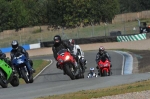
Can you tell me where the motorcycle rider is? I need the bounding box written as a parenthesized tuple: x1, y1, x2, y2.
(87, 67, 98, 78)
(10, 40, 35, 77)
(52, 35, 78, 73)
(95, 46, 112, 75)
(68, 39, 87, 69)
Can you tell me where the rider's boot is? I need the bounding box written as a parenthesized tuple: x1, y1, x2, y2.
(27, 59, 35, 73)
(31, 68, 35, 73)
(30, 62, 35, 73)
(29, 66, 35, 73)
(26, 60, 35, 74)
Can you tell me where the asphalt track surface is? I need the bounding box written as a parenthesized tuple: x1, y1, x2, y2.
(0, 50, 150, 99)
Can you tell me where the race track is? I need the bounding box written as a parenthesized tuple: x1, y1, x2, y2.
(0, 50, 150, 99)
(34, 50, 123, 83)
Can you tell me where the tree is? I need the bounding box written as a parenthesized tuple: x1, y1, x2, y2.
(0, 0, 121, 31)
(98, 0, 119, 22)
(23, 0, 44, 26)
(119, 0, 150, 13)
(10, 0, 29, 31)
(0, 0, 11, 31)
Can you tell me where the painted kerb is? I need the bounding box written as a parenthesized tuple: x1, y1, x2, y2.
(117, 33, 146, 42)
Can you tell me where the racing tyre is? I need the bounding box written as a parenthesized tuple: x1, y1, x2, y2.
(64, 64, 75, 80)
(0, 70, 8, 88)
(103, 70, 107, 76)
(29, 75, 34, 83)
(10, 76, 19, 87)
(21, 68, 30, 83)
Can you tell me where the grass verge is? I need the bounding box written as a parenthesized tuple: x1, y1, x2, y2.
(19, 59, 50, 84)
(36, 79, 150, 99)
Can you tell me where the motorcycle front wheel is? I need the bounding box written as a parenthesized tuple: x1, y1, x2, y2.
(103, 70, 107, 76)
(64, 64, 75, 80)
(29, 75, 34, 83)
(20, 68, 30, 83)
(10, 76, 19, 87)
(0, 69, 8, 88)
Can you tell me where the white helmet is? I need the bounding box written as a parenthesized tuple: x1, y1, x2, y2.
(90, 67, 95, 72)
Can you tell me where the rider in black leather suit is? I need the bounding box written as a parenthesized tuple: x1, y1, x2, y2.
(95, 46, 112, 75)
(52, 35, 78, 74)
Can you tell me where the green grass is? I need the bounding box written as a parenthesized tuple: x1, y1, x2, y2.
(19, 59, 50, 84)
(32, 59, 50, 77)
(36, 79, 150, 99)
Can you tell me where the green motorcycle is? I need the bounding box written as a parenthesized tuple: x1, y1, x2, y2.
(0, 59, 19, 88)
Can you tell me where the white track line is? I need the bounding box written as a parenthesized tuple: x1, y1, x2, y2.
(33, 59, 53, 79)
(114, 51, 125, 75)
(115, 51, 133, 75)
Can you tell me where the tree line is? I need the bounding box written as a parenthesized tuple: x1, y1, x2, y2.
(0, 0, 150, 32)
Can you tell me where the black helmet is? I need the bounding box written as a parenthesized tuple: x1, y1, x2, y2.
(53, 35, 61, 44)
(11, 40, 19, 50)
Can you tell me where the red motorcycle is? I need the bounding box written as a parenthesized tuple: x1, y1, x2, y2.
(97, 57, 111, 77)
(57, 49, 84, 80)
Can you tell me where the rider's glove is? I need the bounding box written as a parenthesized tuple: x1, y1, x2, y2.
(70, 51, 74, 56)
